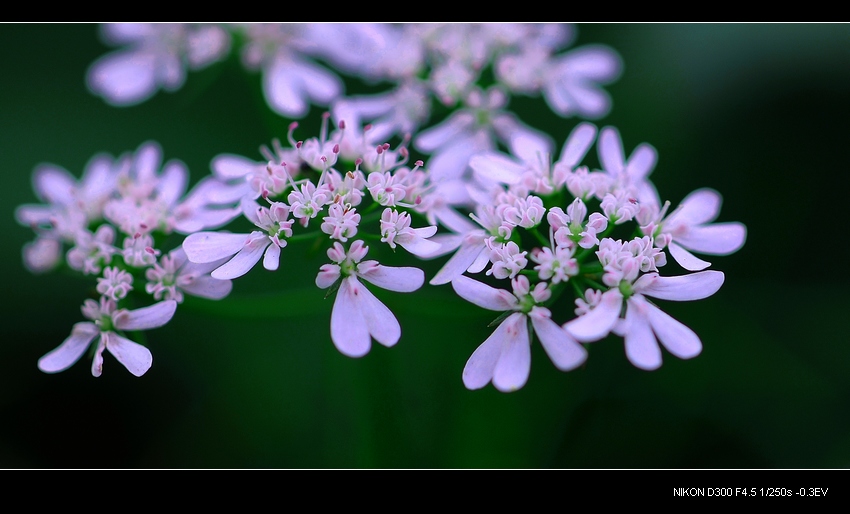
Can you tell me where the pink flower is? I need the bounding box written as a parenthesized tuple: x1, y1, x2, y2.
(639, 188, 747, 271)
(565, 270, 724, 370)
(597, 125, 659, 205)
(87, 23, 230, 106)
(452, 275, 587, 392)
(38, 297, 177, 377)
(316, 240, 424, 358)
(182, 199, 294, 279)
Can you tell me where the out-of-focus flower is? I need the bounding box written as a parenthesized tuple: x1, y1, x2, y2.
(145, 247, 233, 303)
(87, 23, 231, 106)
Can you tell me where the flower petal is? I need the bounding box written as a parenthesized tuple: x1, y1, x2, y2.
(182, 231, 249, 263)
(180, 274, 233, 300)
(114, 300, 177, 331)
(330, 277, 372, 358)
(492, 313, 532, 393)
(91, 335, 106, 377)
(398, 237, 442, 258)
(638, 296, 702, 360)
(469, 152, 524, 185)
(103, 331, 153, 377)
(358, 264, 424, 293)
(462, 328, 503, 391)
(210, 236, 268, 279)
(293, 58, 343, 106)
(622, 298, 662, 370)
(668, 241, 712, 271)
(531, 310, 587, 371)
(414, 111, 474, 152)
(263, 243, 281, 272)
(211, 153, 259, 180)
(80, 155, 118, 202)
(430, 234, 487, 285)
(598, 126, 625, 175)
(633, 271, 724, 302)
(451, 275, 517, 312)
(624, 143, 657, 182)
(32, 164, 76, 205)
(37, 322, 98, 374)
(264, 55, 308, 118)
(316, 264, 341, 289)
(264, 56, 341, 117)
(353, 279, 402, 348)
(676, 222, 747, 256)
(557, 122, 597, 169)
(564, 289, 622, 342)
(156, 160, 188, 207)
(86, 50, 161, 106)
(509, 130, 555, 167)
(668, 188, 722, 226)
(173, 206, 242, 235)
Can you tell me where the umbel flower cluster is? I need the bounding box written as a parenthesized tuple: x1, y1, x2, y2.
(16, 23, 746, 392)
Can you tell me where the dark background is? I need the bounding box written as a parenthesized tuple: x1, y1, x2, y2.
(1, 23, 849, 469)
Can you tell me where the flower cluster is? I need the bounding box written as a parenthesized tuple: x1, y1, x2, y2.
(16, 142, 236, 376)
(18, 23, 745, 392)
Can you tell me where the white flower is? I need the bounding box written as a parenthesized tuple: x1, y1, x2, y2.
(182, 199, 293, 279)
(452, 275, 587, 392)
(15, 153, 119, 242)
(564, 270, 725, 370)
(122, 232, 160, 268)
(321, 203, 361, 242)
(66, 224, 117, 275)
(22, 237, 62, 274)
(38, 297, 177, 377)
(429, 203, 513, 286)
(639, 188, 747, 271)
(548, 198, 608, 249)
(332, 80, 431, 145)
(486, 240, 528, 280)
(597, 126, 659, 205)
(469, 121, 597, 196)
(379, 208, 439, 257)
(145, 247, 233, 303)
(414, 86, 549, 182)
(530, 245, 578, 284)
(539, 45, 623, 119)
(96, 266, 134, 301)
(239, 23, 343, 118)
(316, 240, 424, 358)
(87, 23, 231, 106)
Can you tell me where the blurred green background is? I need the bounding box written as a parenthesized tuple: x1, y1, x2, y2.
(2, 23, 849, 469)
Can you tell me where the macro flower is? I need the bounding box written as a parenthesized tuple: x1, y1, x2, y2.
(238, 23, 344, 118)
(15, 152, 119, 243)
(597, 125, 659, 205)
(182, 199, 294, 279)
(565, 270, 725, 370)
(378, 208, 439, 256)
(87, 23, 231, 106)
(469, 120, 597, 196)
(38, 297, 177, 377)
(145, 247, 233, 303)
(638, 188, 747, 271)
(414, 85, 548, 182)
(316, 240, 424, 358)
(452, 274, 587, 392)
